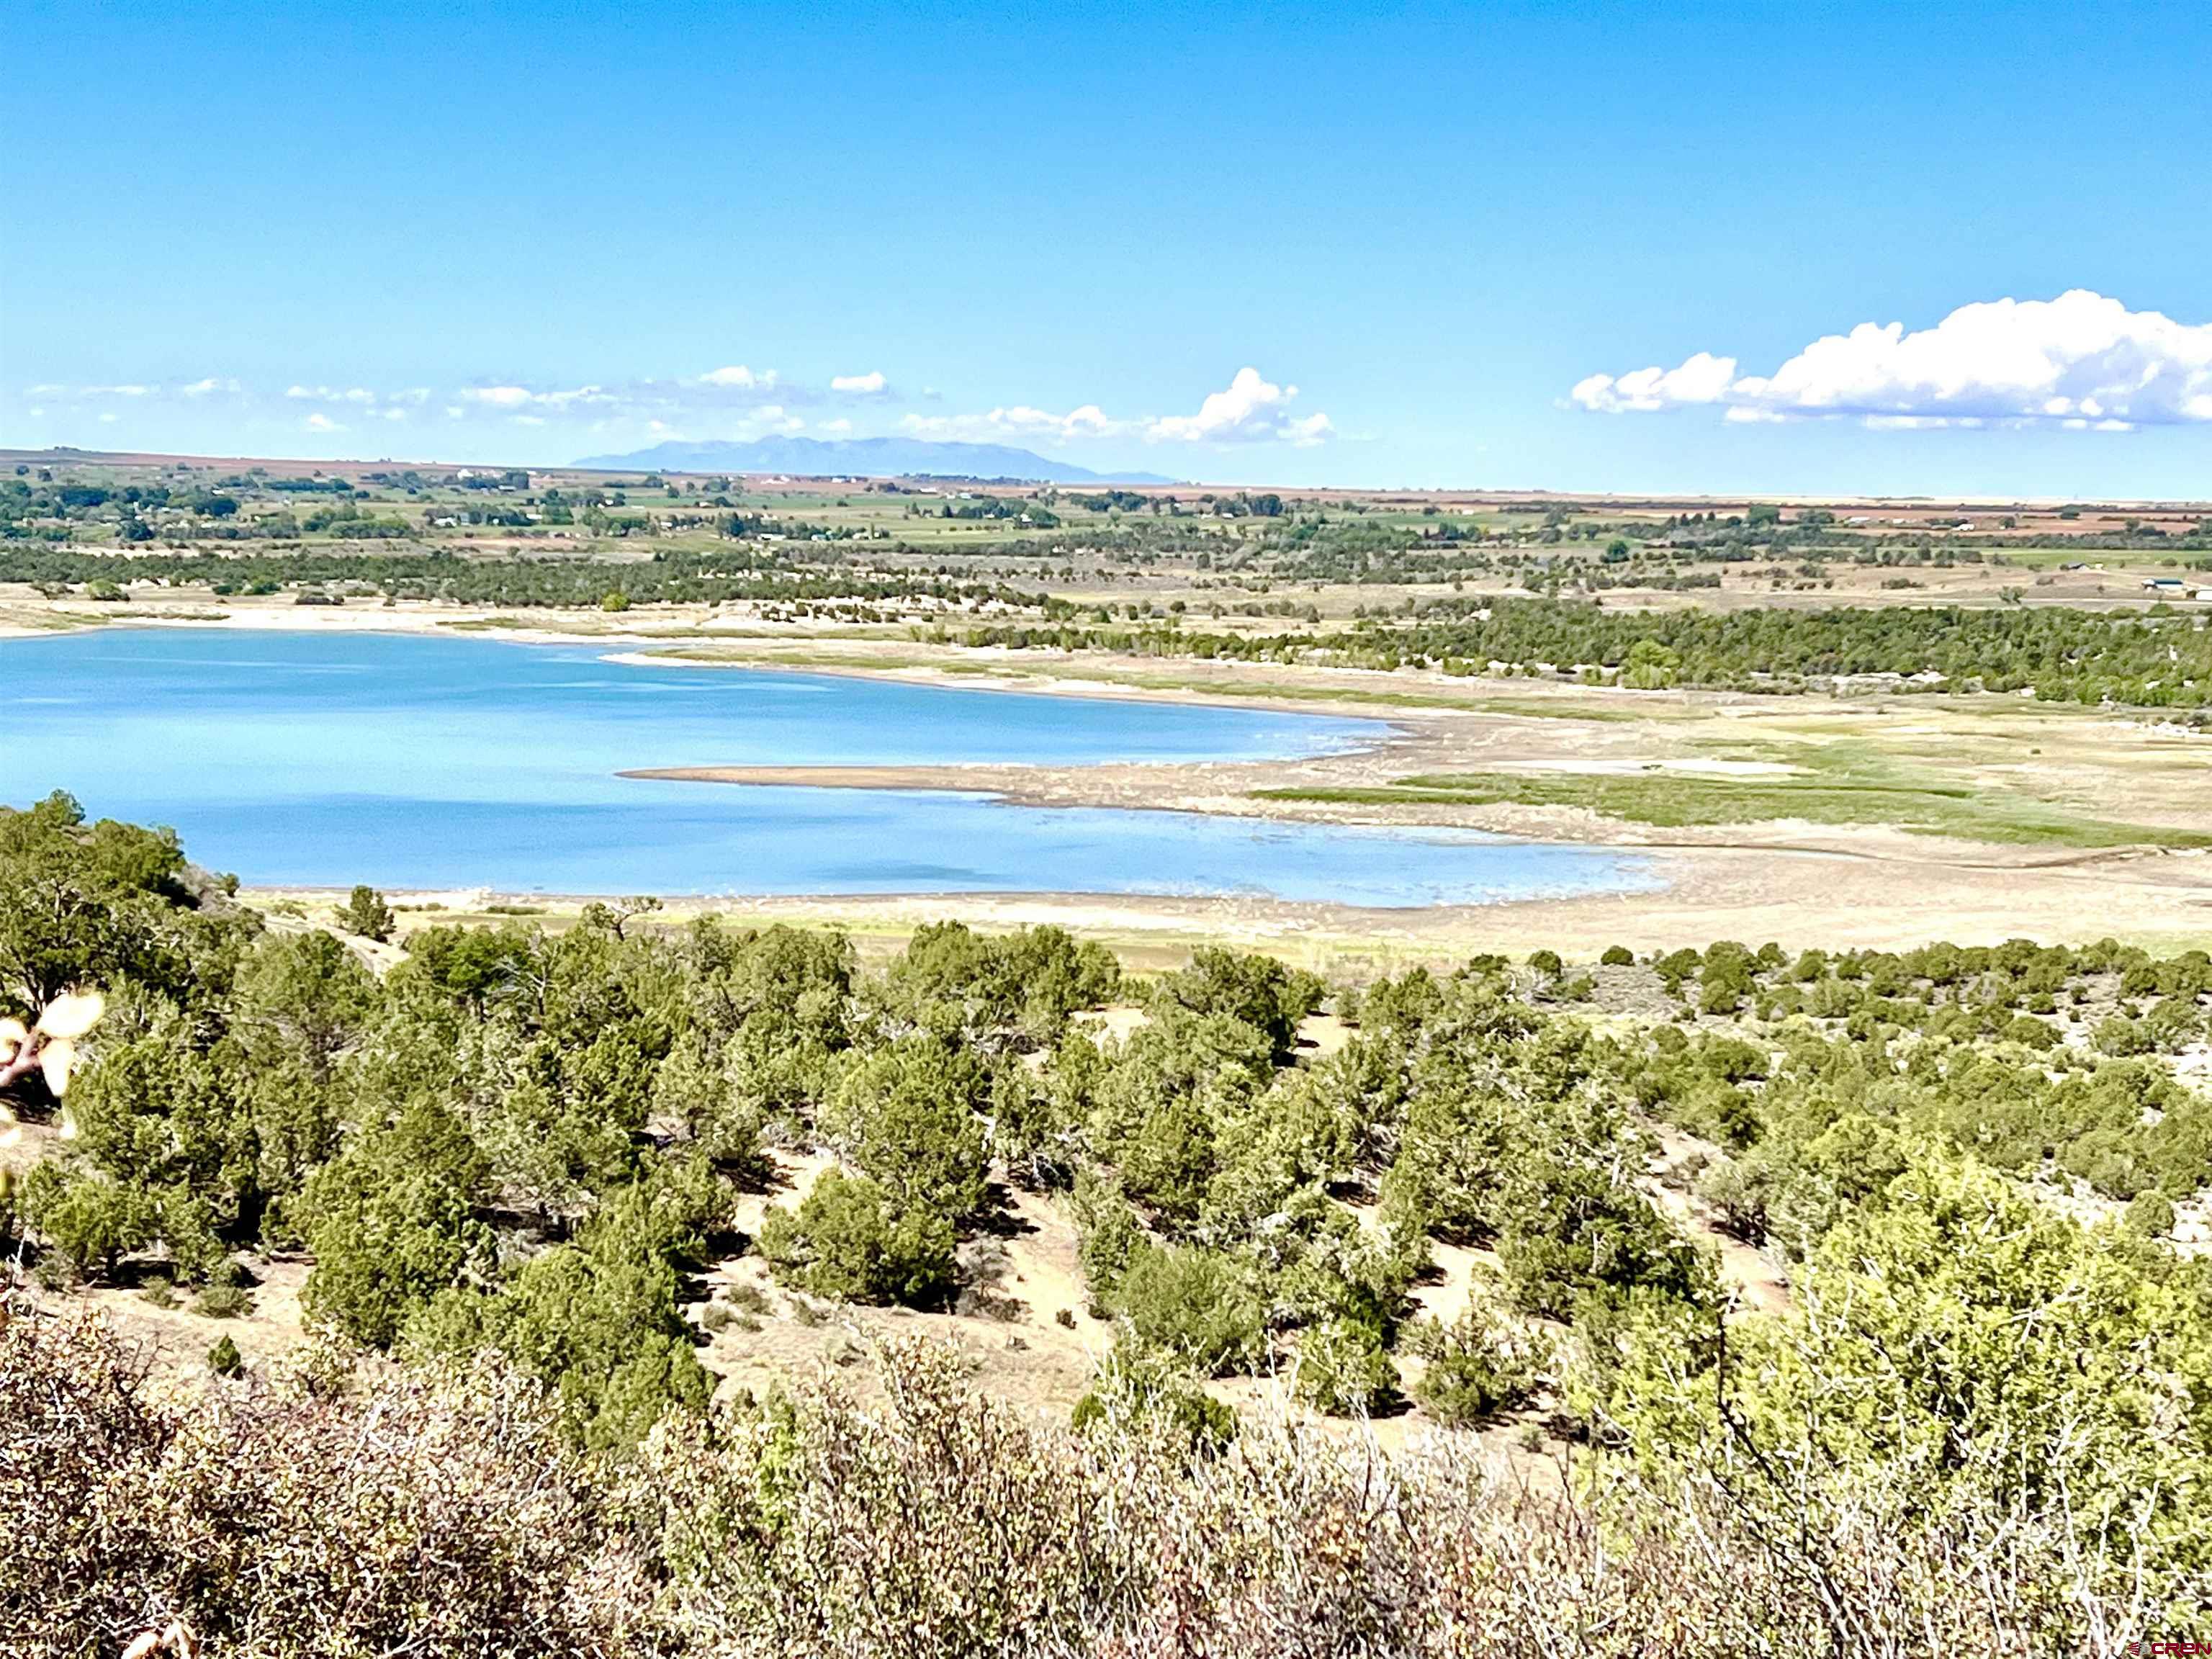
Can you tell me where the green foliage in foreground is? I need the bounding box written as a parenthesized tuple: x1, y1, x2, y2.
(4, 1298, 2203, 1653)
(4, 799, 2212, 1639)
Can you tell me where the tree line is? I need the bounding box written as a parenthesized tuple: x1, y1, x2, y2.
(976, 595, 2212, 707)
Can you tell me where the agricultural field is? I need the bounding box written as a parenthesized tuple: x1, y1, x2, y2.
(5, 449, 2211, 633)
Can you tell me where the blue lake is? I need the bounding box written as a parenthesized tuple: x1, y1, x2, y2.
(0, 629, 1658, 907)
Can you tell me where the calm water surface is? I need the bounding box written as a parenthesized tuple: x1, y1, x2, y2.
(0, 629, 1658, 907)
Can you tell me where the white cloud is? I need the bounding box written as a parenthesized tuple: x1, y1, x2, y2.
(24, 382, 153, 400)
(902, 403, 1122, 444)
(696, 364, 779, 391)
(430, 368, 789, 422)
(1146, 367, 1332, 445)
(453, 384, 620, 415)
(1570, 351, 1737, 413)
(898, 368, 1331, 450)
(17, 362, 1342, 456)
(1573, 290, 2212, 428)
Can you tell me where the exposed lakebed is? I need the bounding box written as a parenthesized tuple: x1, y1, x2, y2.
(0, 629, 1658, 907)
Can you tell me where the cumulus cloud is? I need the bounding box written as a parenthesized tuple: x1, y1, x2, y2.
(1147, 367, 1332, 446)
(698, 364, 775, 390)
(459, 385, 546, 408)
(1572, 290, 2212, 430)
(903, 369, 1332, 450)
(1570, 352, 1737, 414)
(455, 384, 625, 416)
(303, 412, 342, 433)
(830, 371, 889, 395)
(902, 403, 1120, 444)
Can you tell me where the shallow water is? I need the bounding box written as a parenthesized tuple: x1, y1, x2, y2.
(0, 629, 1658, 907)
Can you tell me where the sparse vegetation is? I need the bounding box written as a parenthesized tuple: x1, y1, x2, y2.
(4, 800, 2211, 1646)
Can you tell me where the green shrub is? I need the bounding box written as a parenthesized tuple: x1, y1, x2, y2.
(300, 1100, 493, 1348)
(193, 1281, 253, 1319)
(1152, 946, 1323, 1061)
(756, 1168, 957, 1309)
(1695, 1155, 1777, 1245)
(407, 1180, 716, 1453)
(338, 883, 395, 942)
(1409, 1305, 1545, 1426)
(2122, 1190, 2176, 1238)
(826, 1035, 990, 1220)
(1071, 1338, 1236, 1455)
(1293, 1318, 1399, 1416)
(2094, 1015, 2151, 1056)
(19, 1166, 153, 1283)
(1107, 1244, 1265, 1376)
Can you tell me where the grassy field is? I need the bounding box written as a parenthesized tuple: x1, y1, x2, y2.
(1260, 768, 2212, 848)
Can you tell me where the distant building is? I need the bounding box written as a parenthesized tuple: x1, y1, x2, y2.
(2141, 577, 2185, 592)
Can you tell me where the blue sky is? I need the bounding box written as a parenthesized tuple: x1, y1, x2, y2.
(7, 1, 2212, 495)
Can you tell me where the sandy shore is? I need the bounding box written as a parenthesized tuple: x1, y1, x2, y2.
(250, 831, 2212, 974)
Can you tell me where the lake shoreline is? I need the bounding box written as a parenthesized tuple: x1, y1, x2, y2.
(12, 607, 2212, 956)
(4, 622, 1653, 910)
(240, 826, 2212, 964)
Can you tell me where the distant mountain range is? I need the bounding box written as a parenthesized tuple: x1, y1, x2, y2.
(571, 436, 1176, 485)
